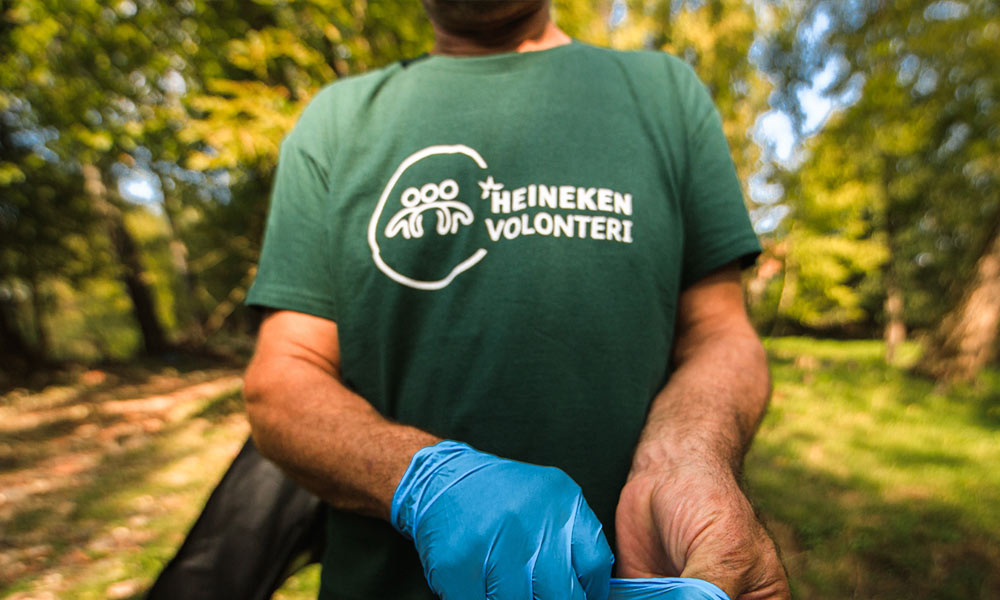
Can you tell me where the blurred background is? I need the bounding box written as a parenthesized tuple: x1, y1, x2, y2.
(1, 0, 998, 598)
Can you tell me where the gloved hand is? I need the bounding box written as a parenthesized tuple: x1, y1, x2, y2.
(609, 577, 731, 600)
(391, 441, 614, 600)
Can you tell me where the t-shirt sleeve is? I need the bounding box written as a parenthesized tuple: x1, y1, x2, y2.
(245, 129, 339, 321)
(677, 64, 762, 288)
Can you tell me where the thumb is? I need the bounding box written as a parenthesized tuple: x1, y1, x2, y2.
(571, 497, 614, 600)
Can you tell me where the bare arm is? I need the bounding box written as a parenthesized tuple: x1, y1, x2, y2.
(615, 263, 789, 599)
(242, 310, 439, 521)
(244, 310, 615, 599)
(632, 263, 770, 477)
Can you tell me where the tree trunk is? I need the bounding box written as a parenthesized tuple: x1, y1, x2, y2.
(83, 164, 168, 356)
(0, 291, 36, 371)
(883, 282, 906, 363)
(882, 166, 906, 364)
(162, 191, 209, 342)
(917, 221, 1000, 382)
(203, 266, 257, 336)
(771, 250, 797, 338)
(26, 274, 49, 359)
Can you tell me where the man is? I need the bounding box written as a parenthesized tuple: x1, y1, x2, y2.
(243, 1, 790, 599)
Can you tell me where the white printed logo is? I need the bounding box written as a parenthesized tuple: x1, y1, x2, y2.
(368, 145, 489, 291)
(385, 179, 472, 239)
(369, 144, 636, 291)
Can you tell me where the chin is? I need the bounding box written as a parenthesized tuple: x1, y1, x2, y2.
(422, 0, 547, 34)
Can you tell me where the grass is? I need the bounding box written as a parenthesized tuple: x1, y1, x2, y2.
(2, 338, 998, 599)
(749, 338, 1000, 599)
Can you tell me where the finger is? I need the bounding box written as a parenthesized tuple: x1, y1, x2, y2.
(424, 549, 485, 600)
(532, 554, 588, 600)
(571, 497, 614, 600)
(484, 554, 532, 600)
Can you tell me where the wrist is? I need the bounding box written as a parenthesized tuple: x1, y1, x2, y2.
(390, 440, 476, 537)
(628, 440, 739, 482)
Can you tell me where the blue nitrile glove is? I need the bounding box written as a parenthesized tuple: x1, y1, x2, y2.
(391, 441, 614, 600)
(609, 577, 731, 600)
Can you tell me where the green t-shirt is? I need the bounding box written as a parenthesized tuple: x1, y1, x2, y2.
(247, 41, 760, 600)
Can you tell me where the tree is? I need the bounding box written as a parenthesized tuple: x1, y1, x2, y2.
(763, 0, 1000, 375)
(920, 224, 1000, 381)
(0, 109, 99, 367)
(578, 0, 773, 187)
(163, 1, 435, 337)
(2, 0, 779, 364)
(1, 0, 193, 355)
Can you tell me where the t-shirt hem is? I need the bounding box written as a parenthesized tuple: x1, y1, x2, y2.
(683, 239, 762, 289)
(245, 285, 338, 322)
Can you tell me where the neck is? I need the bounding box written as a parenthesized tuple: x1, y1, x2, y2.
(430, 8, 571, 56)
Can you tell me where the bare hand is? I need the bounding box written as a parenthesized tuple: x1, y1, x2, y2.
(614, 466, 790, 600)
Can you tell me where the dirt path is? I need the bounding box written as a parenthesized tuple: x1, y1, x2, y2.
(1, 367, 250, 598)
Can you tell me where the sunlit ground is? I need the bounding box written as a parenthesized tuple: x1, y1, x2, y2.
(751, 338, 1000, 599)
(1, 339, 998, 599)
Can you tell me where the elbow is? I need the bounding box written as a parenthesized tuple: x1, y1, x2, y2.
(242, 360, 267, 419)
(747, 334, 772, 432)
(752, 334, 771, 400)
(243, 360, 268, 412)
(242, 358, 282, 454)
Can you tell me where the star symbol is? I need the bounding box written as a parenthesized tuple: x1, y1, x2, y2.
(478, 175, 504, 199)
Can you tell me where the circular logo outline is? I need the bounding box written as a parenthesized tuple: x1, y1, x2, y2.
(368, 144, 489, 290)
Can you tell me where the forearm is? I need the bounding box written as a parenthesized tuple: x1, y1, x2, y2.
(631, 320, 770, 477)
(614, 279, 789, 598)
(242, 314, 616, 600)
(243, 346, 438, 521)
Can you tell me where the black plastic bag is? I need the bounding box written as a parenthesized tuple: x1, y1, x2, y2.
(146, 437, 325, 600)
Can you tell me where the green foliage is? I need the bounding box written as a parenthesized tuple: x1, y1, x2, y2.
(3, 0, 186, 162)
(784, 232, 887, 327)
(48, 278, 141, 361)
(4, 0, 778, 363)
(155, 0, 436, 343)
(657, 0, 772, 186)
(1, 0, 431, 361)
(1, 0, 207, 360)
(0, 143, 99, 285)
(763, 0, 1000, 333)
(572, 0, 773, 189)
(178, 0, 433, 173)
